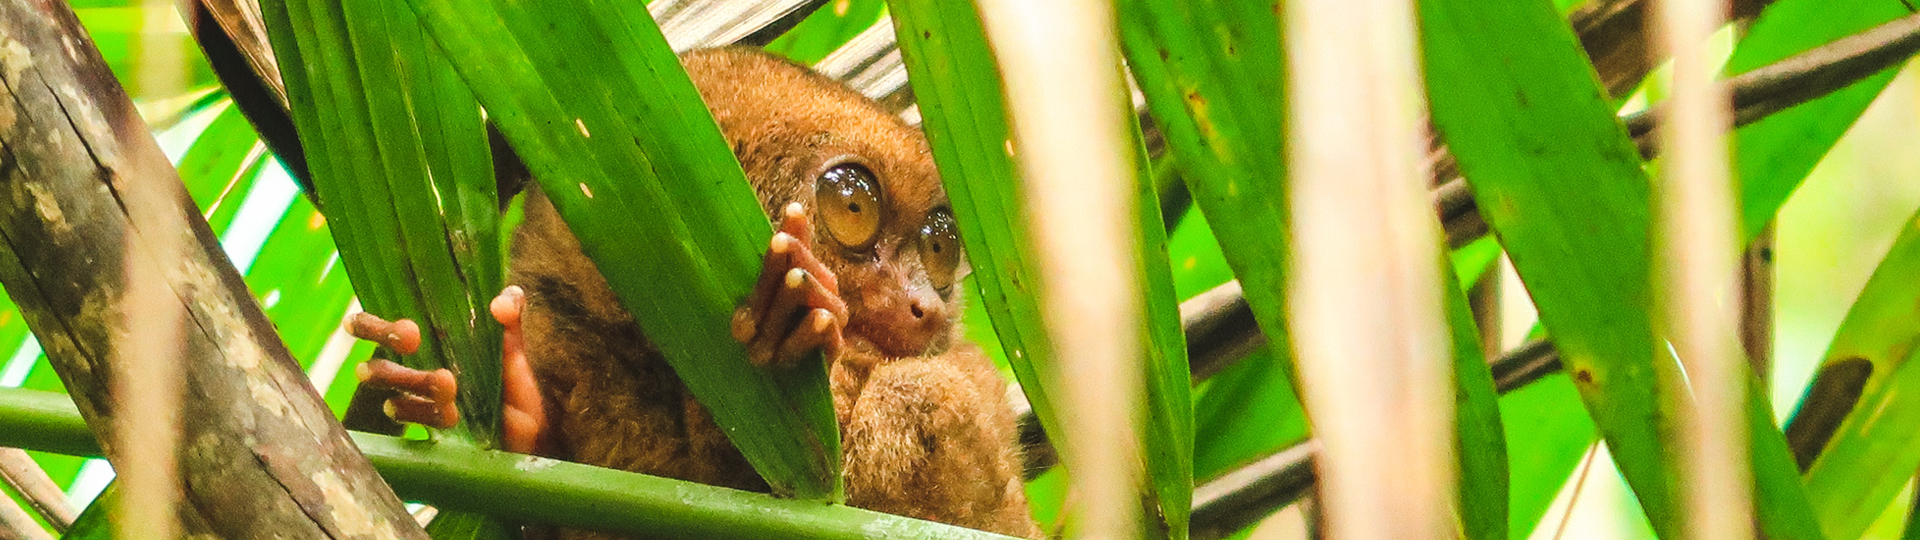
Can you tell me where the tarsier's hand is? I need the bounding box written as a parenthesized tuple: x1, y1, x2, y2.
(731, 202, 850, 366)
(346, 287, 550, 454)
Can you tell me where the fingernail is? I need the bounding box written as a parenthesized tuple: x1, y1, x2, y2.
(785, 202, 805, 219)
(785, 268, 806, 288)
(382, 400, 399, 421)
(355, 362, 372, 382)
(771, 233, 793, 254)
(812, 310, 833, 332)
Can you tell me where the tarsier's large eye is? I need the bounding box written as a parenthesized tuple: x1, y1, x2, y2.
(920, 208, 961, 291)
(815, 164, 884, 249)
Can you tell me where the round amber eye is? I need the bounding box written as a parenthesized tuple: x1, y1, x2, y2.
(921, 208, 961, 290)
(815, 164, 884, 249)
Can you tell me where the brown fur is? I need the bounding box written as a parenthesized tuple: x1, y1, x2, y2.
(512, 48, 1039, 539)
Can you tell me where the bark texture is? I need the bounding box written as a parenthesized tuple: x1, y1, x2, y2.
(0, 1, 427, 538)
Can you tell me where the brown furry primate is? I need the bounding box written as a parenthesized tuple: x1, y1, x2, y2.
(349, 48, 1040, 539)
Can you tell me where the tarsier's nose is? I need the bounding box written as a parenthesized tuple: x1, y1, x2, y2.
(906, 289, 948, 324)
(860, 288, 946, 357)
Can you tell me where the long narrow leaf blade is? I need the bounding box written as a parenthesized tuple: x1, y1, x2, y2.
(1116, 0, 1290, 384)
(262, 0, 511, 535)
(400, 0, 840, 499)
(1418, 0, 1678, 532)
(1131, 112, 1194, 540)
(1443, 271, 1508, 540)
(1418, 0, 1824, 538)
(1795, 205, 1920, 539)
(1113, 6, 1284, 533)
(262, 0, 503, 443)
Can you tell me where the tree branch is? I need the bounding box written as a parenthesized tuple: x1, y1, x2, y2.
(0, 487, 52, 540)
(1184, 340, 1560, 540)
(0, 1, 425, 536)
(0, 448, 72, 533)
(1622, 11, 1920, 140)
(1568, 0, 1772, 99)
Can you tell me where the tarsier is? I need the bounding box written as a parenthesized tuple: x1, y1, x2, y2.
(349, 48, 1040, 539)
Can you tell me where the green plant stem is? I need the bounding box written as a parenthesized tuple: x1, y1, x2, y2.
(0, 388, 1012, 540)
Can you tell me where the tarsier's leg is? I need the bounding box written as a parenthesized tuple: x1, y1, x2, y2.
(347, 287, 551, 454)
(347, 314, 458, 429)
(841, 346, 1038, 539)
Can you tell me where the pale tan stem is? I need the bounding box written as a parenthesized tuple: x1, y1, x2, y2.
(975, 0, 1143, 537)
(1283, 1, 1453, 539)
(1651, 0, 1752, 537)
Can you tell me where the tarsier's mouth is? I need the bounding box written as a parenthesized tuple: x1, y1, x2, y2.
(845, 322, 947, 360)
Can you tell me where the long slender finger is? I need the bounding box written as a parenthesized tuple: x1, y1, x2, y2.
(734, 232, 795, 343)
(786, 238, 840, 294)
(424, 368, 456, 406)
(821, 316, 845, 360)
(384, 394, 457, 429)
(750, 268, 813, 364)
(501, 316, 546, 454)
(778, 202, 814, 247)
(774, 309, 842, 365)
(745, 233, 801, 324)
(503, 407, 543, 454)
(346, 312, 395, 340)
(490, 286, 525, 329)
(356, 361, 457, 404)
(794, 267, 849, 324)
(348, 313, 422, 355)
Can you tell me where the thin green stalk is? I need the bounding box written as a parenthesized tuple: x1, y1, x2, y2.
(0, 388, 1014, 540)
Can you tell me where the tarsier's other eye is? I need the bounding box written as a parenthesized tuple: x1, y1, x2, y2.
(921, 208, 961, 291)
(816, 164, 884, 249)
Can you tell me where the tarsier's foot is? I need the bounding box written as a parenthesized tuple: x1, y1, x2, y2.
(346, 287, 550, 454)
(731, 202, 850, 366)
(353, 357, 459, 429)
